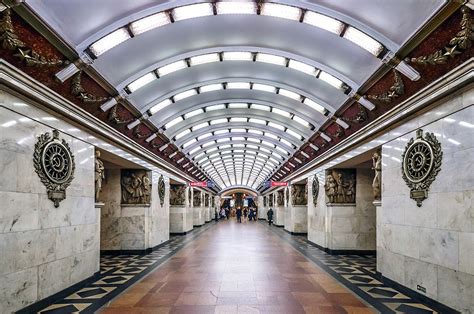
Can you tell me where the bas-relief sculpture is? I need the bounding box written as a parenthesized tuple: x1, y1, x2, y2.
(312, 175, 319, 206)
(170, 184, 186, 206)
(204, 194, 209, 207)
(95, 150, 105, 202)
(158, 175, 165, 206)
(193, 189, 201, 206)
(372, 150, 382, 201)
(285, 187, 289, 205)
(401, 129, 442, 207)
(291, 184, 307, 205)
(324, 169, 356, 203)
(268, 194, 273, 207)
(121, 169, 151, 204)
(34, 129, 75, 207)
(263, 196, 267, 207)
(277, 190, 284, 206)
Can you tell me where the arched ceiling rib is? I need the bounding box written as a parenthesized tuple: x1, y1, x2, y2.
(23, 0, 448, 191)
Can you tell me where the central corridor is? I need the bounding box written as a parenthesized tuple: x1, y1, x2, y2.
(100, 221, 373, 314)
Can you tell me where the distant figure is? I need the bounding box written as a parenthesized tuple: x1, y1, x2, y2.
(236, 208, 242, 223)
(225, 208, 230, 220)
(214, 208, 219, 222)
(248, 208, 253, 221)
(267, 208, 274, 226)
(220, 208, 226, 219)
(243, 208, 248, 220)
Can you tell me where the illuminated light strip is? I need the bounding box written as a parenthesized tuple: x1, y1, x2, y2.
(126, 51, 350, 95)
(149, 81, 330, 118)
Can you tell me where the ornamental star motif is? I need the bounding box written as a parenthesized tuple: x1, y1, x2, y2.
(443, 45, 461, 58)
(13, 48, 31, 61)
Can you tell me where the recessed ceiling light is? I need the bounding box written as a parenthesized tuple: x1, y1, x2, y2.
(184, 109, 204, 119)
(89, 28, 130, 57)
(216, 2, 257, 15)
(303, 11, 344, 35)
(189, 53, 220, 66)
(250, 104, 271, 111)
(222, 51, 253, 61)
(200, 83, 223, 93)
(292, 115, 310, 127)
(175, 129, 191, 140)
(319, 71, 344, 89)
(343, 26, 384, 56)
(228, 103, 248, 109)
(303, 98, 326, 114)
(260, 3, 301, 21)
(227, 82, 251, 89)
(252, 84, 277, 93)
(156, 60, 187, 77)
(288, 59, 317, 76)
(165, 116, 183, 129)
(130, 12, 171, 35)
(272, 108, 291, 118)
(173, 89, 197, 102)
(207, 104, 226, 111)
(255, 53, 287, 66)
(278, 89, 301, 101)
(172, 3, 214, 21)
(149, 98, 173, 115)
(127, 72, 156, 93)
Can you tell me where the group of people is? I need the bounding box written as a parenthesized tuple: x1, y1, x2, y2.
(236, 207, 257, 223)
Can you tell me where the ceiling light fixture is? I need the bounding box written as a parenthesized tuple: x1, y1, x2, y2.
(127, 72, 156, 93)
(130, 12, 171, 35)
(172, 3, 214, 21)
(260, 3, 301, 21)
(149, 98, 172, 115)
(216, 1, 257, 15)
(343, 26, 384, 56)
(303, 11, 344, 35)
(89, 28, 130, 57)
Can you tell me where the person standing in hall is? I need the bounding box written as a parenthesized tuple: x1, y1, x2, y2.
(236, 207, 242, 223)
(267, 207, 274, 226)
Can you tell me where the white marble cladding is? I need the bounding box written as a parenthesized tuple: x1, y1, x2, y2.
(272, 192, 284, 227)
(170, 187, 193, 233)
(307, 173, 327, 247)
(257, 196, 265, 219)
(378, 94, 473, 312)
(306, 168, 375, 251)
(285, 185, 308, 233)
(101, 169, 170, 250)
(192, 189, 205, 227)
(0, 106, 99, 313)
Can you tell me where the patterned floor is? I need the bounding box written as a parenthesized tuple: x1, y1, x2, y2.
(34, 223, 216, 314)
(266, 224, 446, 314)
(30, 221, 453, 314)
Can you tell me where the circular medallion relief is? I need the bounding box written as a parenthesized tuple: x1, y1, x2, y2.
(403, 140, 434, 183)
(41, 141, 73, 184)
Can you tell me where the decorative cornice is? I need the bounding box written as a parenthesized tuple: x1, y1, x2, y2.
(0, 58, 197, 185)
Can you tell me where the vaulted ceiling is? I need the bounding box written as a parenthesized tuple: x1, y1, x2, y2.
(12, 0, 466, 191)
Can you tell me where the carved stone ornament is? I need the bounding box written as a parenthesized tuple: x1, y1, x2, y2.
(158, 175, 165, 206)
(34, 129, 75, 207)
(324, 169, 356, 203)
(263, 196, 267, 207)
(312, 175, 319, 206)
(193, 189, 201, 206)
(277, 190, 284, 206)
(401, 129, 442, 207)
(285, 187, 289, 205)
(291, 184, 308, 206)
(170, 184, 186, 206)
(205, 194, 209, 207)
(121, 170, 151, 204)
(268, 194, 273, 207)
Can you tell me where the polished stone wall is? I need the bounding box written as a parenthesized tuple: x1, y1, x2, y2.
(257, 196, 265, 219)
(192, 189, 205, 227)
(149, 172, 170, 247)
(0, 104, 99, 312)
(378, 93, 473, 312)
(170, 187, 193, 233)
(308, 173, 327, 247)
(327, 169, 376, 251)
(285, 185, 308, 233)
(273, 192, 285, 226)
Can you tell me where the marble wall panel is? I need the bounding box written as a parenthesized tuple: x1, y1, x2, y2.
(0, 101, 99, 312)
(378, 93, 473, 312)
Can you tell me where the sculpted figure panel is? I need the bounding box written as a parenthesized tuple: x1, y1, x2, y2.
(193, 189, 202, 206)
(277, 190, 284, 206)
(372, 151, 382, 201)
(291, 184, 307, 205)
(324, 169, 356, 203)
(121, 169, 151, 204)
(95, 150, 105, 202)
(170, 184, 186, 206)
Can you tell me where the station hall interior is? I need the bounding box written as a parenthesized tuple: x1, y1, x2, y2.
(0, 0, 472, 313)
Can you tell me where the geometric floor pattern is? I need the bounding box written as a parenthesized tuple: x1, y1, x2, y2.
(267, 224, 445, 314)
(33, 220, 450, 313)
(35, 223, 216, 314)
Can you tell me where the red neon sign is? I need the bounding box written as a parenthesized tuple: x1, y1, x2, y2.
(271, 181, 288, 187)
(189, 181, 207, 187)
